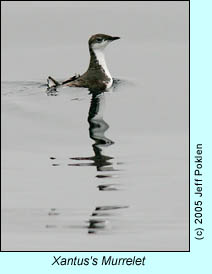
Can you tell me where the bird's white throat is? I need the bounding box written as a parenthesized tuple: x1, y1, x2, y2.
(93, 49, 113, 88)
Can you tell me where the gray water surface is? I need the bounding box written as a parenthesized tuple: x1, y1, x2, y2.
(1, 1, 189, 251)
(2, 71, 189, 251)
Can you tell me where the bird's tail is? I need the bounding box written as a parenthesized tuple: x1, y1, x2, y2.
(47, 76, 60, 88)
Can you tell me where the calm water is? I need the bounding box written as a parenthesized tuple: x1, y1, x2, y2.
(2, 1, 189, 251)
(2, 69, 188, 251)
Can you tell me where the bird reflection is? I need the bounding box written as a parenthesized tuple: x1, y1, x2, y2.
(46, 85, 128, 235)
(69, 91, 117, 172)
(87, 205, 129, 234)
(88, 91, 116, 171)
(86, 91, 127, 234)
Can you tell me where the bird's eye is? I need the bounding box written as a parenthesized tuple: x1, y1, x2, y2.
(96, 38, 102, 43)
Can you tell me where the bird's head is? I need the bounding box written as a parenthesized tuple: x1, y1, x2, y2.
(89, 34, 120, 50)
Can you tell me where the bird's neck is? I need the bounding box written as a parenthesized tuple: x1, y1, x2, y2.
(88, 47, 112, 80)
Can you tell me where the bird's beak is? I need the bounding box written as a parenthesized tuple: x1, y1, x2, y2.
(109, 36, 121, 41)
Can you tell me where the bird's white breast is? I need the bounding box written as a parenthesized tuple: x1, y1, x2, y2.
(93, 49, 113, 89)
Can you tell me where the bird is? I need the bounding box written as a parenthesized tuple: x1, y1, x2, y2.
(47, 34, 120, 92)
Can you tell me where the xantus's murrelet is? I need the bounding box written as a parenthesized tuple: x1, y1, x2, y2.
(47, 34, 120, 92)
